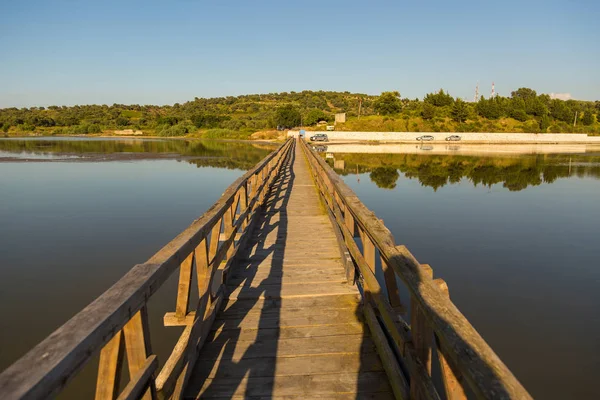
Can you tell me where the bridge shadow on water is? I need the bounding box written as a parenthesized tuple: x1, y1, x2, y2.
(184, 143, 381, 399)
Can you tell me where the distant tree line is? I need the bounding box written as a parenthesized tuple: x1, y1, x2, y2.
(0, 89, 598, 136)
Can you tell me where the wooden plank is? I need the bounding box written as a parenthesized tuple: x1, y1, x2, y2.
(195, 352, 384, 380)
(165, 303, 360, 327)
(175, 251, 194, 318)
(122, 307, 154, 400)
(433, 279, 467, 400)
(364, 301, 409, 400)
(194, 372, 392, 398)
(211, 310, 360, 331)
(222, 294, 361, 314)
(95, 331, 124, 400)
(185, 395, 394, 400)
(226, 282, 356, 300)
(199, 335, 375, 361)
(381, 256, 402, 309)
(410, 264, 433, 400)
(361, 229, 377, 273)
(209, 323, 366, 343)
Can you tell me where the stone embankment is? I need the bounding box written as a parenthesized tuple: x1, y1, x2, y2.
(288, 130, 600, 144)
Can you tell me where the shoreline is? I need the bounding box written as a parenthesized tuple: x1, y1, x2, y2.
(0, 134, 281, 146)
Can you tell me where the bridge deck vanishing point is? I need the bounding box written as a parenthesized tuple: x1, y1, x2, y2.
(184, 141, 392, 398)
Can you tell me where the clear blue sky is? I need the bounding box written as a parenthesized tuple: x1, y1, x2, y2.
(1, 0, 598, 107)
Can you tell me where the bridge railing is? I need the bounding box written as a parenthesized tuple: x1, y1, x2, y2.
(300, 139, 531, 400)
(0, 139, 294, 400)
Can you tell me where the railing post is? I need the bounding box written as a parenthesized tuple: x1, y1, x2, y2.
(95, 331, 124, 400)
(175, 252, 194, 318)
(360, 229, 376, 274)
(434, 278, 467, 400)
(239, 182, 249, 230)
(381, 256, 403, 310)
(123, 306, 156, 400)
(410, 264, 433, 400)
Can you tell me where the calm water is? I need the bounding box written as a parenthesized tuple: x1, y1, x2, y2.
(0, 138, 274, 397)
(326, 148, 600, 399)
(1, 139, 599, 399)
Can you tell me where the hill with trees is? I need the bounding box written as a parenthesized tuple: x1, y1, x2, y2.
(1, 89, 598, 138)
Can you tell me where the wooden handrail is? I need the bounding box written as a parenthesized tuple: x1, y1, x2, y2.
(300, 139, 532, 400)
(0, 139, 294, 400)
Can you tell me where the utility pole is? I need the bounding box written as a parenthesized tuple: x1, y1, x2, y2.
(573, 111, 578, 127)
(357, 97, 362, 119)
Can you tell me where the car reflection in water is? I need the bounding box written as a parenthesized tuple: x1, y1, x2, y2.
(312, 145, 328, 152)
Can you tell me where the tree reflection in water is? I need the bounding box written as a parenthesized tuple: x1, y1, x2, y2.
(327, 153, 600, 191)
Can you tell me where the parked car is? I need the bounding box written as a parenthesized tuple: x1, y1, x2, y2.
(416, 135, 434, 141)
(310, 133, 329, 142)
(445, 135, 461, 141)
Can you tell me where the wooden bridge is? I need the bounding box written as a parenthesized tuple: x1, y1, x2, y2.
(0, 139, 532, 399)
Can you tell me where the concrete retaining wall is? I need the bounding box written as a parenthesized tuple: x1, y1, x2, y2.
(288, 130, 600, 143)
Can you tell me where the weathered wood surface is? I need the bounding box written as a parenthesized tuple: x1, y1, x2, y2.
(184, 142, 394, 399)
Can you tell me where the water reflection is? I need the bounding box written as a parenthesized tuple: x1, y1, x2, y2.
(0, 137, 275, 170)
(325, 152, 600, 191)
(0, 138, 275, 398)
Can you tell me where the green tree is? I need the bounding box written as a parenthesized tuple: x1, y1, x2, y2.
(476, 96, 502, 119)
(539, 115, 551, 132)
(510, 109, 528, 122)
(511, 88, 537, 101)
(274, 105, 301, 128)
(451, 99, 469, 123)
(424, 89, 454, 107)
(421, 103, 436, 120)
(369, 167, 399, 189)
(304, 109, 330, 125)
(582, 112, 595, 126)
(374, 91, 402, 115)
(549, 99, 575, 123)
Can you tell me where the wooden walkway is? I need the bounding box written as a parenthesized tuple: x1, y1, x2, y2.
(184, 142, 393, 398)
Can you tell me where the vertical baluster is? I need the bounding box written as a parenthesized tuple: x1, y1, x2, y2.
(361, 229, 376, 274)
(434, 278, 467, 400)
(207, 217, 223, 297)
(175, 252, 194, 319)
(239, 183, 248, 230)
(345, 208, 355, 238)
(123, 306, 156, 400)
(410, 264, 433, 400)
(95, 331, 124, 400)
(250, 173, 258, 203)
(381, 256, 402, 310)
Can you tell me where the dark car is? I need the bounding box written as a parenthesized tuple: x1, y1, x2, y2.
(416, 135, 434, 141)
(310, 133, 329, 142)
(445, 135, 461, 141)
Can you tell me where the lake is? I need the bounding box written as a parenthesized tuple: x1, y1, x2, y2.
(1, 138, 598, 399)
